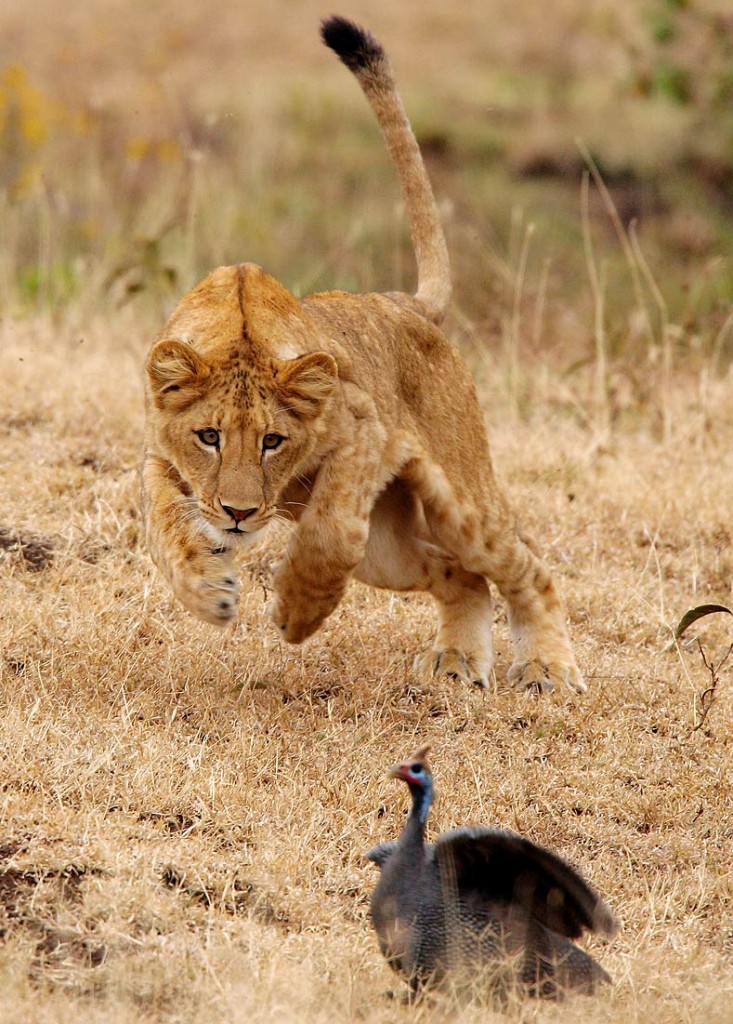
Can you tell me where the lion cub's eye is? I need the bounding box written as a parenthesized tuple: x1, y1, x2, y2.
(196, 428, 220, 447)
(262, 433, 285, 451)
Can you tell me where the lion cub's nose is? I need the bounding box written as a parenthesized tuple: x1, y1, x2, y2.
(222, 504, 259, 524)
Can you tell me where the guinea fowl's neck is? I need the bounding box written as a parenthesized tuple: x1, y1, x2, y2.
(400, 777, 433, 850)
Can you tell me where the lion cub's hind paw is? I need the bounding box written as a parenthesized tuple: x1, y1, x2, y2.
(415, 648, 491, 690)
(508, 659, 586, 695)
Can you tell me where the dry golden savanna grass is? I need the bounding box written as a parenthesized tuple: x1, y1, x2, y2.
(2, 1, 733, 1022)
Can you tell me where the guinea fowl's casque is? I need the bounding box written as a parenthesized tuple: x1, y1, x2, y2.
(366, 746, 617, 998)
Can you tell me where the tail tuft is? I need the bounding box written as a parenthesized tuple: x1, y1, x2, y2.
(320, 15, 383, 73)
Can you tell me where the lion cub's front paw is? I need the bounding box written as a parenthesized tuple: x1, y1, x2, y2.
(508, 658, 586, 695)
(269, 590, 340, 644)
(270, 566, 345, 644)
(171, 551, 240, 626)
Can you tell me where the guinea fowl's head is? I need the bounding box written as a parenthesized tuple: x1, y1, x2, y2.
(390, 745, 434, 825)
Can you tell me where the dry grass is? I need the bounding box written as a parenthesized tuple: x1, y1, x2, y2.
(2, 0, 733, 1021)
(2, 310, 733, 1023)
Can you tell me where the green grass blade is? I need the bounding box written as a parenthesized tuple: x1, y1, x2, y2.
(675, 604, 733, 640)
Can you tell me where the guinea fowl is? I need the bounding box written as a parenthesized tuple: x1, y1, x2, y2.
(367, 746, 617, 999)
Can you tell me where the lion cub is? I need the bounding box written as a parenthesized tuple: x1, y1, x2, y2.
(142, 16, 584, 694)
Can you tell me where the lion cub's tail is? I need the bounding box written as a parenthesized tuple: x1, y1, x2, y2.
(321, 16, 451, 325)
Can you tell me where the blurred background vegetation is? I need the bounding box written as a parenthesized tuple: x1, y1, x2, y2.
(1, 0, 732, 371)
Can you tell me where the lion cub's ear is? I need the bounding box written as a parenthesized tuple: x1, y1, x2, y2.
(146, 339, 210, 408)
(276, 352, 338, 418)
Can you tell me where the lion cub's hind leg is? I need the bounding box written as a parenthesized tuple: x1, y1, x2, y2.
(406, 459, 585, 695)
(498, 536, 586, 695)
(413, 567, 494, 690)
(353, 480, 494, 688)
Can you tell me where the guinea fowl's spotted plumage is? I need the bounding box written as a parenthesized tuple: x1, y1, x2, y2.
(366, 746, 617, 998)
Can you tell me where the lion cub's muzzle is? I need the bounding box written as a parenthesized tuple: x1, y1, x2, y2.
(222, 503, 259, 525)
(220, 503, 273, 536)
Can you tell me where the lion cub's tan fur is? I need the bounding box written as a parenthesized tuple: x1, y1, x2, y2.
(142, 16, 584, 693)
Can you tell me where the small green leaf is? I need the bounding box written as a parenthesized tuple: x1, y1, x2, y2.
(649, 14, 677, 44)
(675, 604, 733, 640)
(652, 63, 692, 104)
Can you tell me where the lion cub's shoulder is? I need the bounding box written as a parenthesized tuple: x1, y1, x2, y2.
(304, 288, 448, 358)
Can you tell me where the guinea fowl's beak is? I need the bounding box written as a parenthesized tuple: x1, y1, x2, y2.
(389, 761, 410, 781)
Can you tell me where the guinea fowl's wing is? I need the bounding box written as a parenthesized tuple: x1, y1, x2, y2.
(433, 827, 617, 940)
(365, 841, 399, 868)
(366, 840, 436, 869)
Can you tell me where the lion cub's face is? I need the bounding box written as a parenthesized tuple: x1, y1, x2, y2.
(145, 338, 337, 544)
